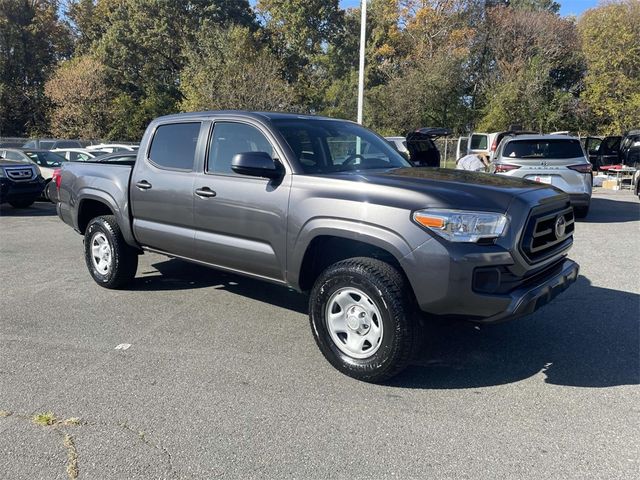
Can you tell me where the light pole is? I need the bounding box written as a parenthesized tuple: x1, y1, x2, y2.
(356, 0, 367, 125)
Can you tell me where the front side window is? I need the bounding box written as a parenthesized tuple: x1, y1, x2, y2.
(503, 139, 584, 160)
(274, 119, 410, 174)
(207, 122, 274, 175)
(149, 122, 201, 170)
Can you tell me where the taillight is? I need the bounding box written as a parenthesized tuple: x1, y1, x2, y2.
(52, 168, 62, 189)
(495, 164, 520, 173)
(491, 139, 498, 152)
(567, 163, 592, 174)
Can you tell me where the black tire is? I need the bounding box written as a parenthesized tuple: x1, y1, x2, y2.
(309, 257, 418, 383)
(9, 199, 35, 208)
(84, 215, 138, 289)
(42, 180, 51, 201)
(574, 205, 589, 218)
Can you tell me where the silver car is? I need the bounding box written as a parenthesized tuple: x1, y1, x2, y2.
(491, 135, 592, 217)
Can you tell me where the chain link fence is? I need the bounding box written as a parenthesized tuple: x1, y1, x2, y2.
(434, 137, 462, 169)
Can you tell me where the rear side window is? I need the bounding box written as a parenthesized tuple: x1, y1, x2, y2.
(207, 122, 274, 175)
(503, 139, 584, 159)
(470, 134, 488, 150)
(149, 122, 201, 170)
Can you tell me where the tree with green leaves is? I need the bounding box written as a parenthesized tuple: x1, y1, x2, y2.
(180, 25, 295, 112)
(578, 0, 640, 135)
(0, 0, 71, 136)
(45, 55, 113, 139)
(476, 4, 586, 132)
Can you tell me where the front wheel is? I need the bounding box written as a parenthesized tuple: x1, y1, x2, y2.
(84, 215, 138, 289)
(309, 257, 418, 383)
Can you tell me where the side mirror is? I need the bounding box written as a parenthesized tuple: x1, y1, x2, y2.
(231, 151, 283, 179)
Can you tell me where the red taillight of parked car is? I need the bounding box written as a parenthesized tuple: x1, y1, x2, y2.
(52, 168, 62, 189)
(567, 163, 593, 174)
(495, 164, 521, 173)
(491, 138, 498, 152)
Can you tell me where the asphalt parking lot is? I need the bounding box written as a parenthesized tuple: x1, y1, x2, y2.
(1, 189, 638, 479)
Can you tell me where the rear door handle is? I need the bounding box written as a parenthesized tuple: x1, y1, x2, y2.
(135, 180, 152, 190)
(195, 187, 216, 198)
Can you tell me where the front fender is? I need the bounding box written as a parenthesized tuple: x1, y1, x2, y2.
(287, 217, 417, 289)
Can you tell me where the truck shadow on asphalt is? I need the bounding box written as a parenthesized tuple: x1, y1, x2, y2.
(0, 202, 57, 217)
(579, 196, 639, 223)
(135, 261, 638, 390)
(389, 275, 640, 389)
(133, 258, 309, 313)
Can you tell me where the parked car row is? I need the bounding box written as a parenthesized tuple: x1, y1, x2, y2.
(584, 130, 640, 170)
(18, 138, 139, 153)
(0, 146, 138, 207)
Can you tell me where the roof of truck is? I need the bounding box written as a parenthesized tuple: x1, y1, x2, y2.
(154, 110, 349, 123)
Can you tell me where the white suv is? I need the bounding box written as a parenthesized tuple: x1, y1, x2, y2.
(490, 135, 592, 217)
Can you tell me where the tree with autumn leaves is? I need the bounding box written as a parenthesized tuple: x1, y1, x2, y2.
(1, 0, 638, 140)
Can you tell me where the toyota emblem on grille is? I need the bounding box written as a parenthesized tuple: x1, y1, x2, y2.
(554, 215, 566, 238)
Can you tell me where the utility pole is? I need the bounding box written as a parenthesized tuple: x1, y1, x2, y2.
(356, 0, 367, 125)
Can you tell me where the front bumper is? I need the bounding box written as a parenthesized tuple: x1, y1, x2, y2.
(401, 190, 579, 323)
(0, 177, 45, 203)
(474, 259, 578, 323)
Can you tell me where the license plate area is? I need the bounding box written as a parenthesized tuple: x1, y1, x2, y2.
(526, 175, 552, 184)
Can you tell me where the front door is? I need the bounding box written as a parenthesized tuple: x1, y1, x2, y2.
(192, 121, 291, 282)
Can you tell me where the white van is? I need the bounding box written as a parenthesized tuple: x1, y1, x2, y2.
(456, 128, 536, 161)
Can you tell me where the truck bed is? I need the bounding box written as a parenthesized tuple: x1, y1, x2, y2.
(57, 162, 136, 245)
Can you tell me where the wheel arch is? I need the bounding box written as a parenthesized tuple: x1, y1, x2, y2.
(75, 190, 137, 247)
(291, 222, 415, 298)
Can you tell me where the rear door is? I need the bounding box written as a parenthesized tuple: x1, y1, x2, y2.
(468, 133, 489, 155)
(597, 136, 622, 167)
(584, 137, 602, 168)
(456, 136, 468, 159)
(191, 119, 291, 282)
(130, 121, 205, 257)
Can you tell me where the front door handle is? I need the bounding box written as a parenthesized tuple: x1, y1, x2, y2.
(195, 187, 216, 198)
(135, 180, 152, 190)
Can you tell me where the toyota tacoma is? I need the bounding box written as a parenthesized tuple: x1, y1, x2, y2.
(55, 111, 579, 382)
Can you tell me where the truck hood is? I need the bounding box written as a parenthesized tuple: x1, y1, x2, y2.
(316, 168, 561, 212)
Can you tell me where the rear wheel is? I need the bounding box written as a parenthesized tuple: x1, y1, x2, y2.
(84, 215, 138, 289)
(574, 205, 589, 218)
(309, 257, 418, 383)
(9, 199, 35, 208)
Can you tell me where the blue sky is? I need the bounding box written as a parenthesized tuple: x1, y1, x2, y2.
(338, 0, 601, 17)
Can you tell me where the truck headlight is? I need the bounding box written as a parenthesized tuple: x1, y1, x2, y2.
(413, 209, 508, 243)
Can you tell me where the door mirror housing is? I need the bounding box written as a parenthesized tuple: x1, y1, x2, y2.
(231, 151, 283, 179)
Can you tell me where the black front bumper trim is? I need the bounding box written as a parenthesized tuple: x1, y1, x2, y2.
(476, 259, 579, 324)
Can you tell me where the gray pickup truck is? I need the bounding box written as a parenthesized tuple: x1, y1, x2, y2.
(56, 111, 579, 382)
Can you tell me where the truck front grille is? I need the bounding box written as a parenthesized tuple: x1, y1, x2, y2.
(520, 201, 574, 263)
(4, 167, 36, 182)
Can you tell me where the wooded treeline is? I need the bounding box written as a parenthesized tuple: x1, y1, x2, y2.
(1, 0, 638, 140)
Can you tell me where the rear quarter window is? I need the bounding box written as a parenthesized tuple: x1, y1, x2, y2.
(149, 122, 201, 170)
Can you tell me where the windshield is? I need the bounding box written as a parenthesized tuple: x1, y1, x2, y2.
(25, 151, 65, 168)
(503, 139, 584, 160)
(273, 119, 411, 174)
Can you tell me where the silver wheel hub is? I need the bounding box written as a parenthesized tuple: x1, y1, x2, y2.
(90, 232, 112, 275)
(326, 288, 383, 359)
